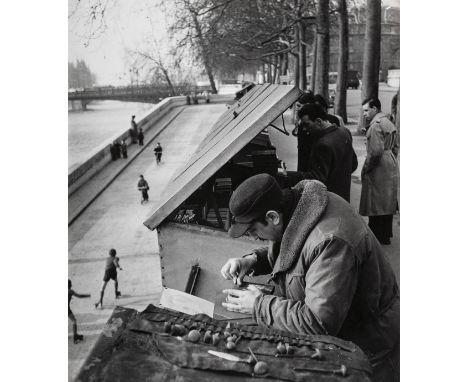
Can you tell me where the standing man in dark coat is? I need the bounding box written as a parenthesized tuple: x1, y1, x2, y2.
(285, 103, 357, 202)
(110, 142, 117, 161)
(114, 140, 121, 159)
(221, 174, 399, 382)
(154, 142, 163, 165)
(360, 98, 399, 244)
(130, 115, 138, 144)
(120, 140, 128, 159)
(293, 92, 346, 172)
(138, 128, 144, 146)
(137, 174, 149, 203)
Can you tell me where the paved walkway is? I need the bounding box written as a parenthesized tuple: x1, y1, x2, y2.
(68, 102, 230, 381)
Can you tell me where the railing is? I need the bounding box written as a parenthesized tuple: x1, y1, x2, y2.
(68, 84, 213, 101)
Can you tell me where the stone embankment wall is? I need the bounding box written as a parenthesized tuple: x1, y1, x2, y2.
(68, 95, 232, 196)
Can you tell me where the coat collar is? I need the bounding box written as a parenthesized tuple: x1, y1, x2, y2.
(308, 123, 338, 139)
(370, 111, 388, 124)
(271, 180, 329, 276)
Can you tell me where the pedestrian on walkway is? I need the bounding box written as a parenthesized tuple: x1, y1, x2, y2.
(131, 115, 138, 144)
(121, 140, 128, 159)
(284, 103, 357, 202)
(110, 142, 117, 161)
(137, 174, 150, 203)
(154, 142, 163, 165)
(138, 128, 144, 146)
(359, 98, 399, 245)
(94, 249, 123, 309)
(114, 140, 121, 159)
(69, 279, 91, 343)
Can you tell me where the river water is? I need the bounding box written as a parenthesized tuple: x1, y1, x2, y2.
(68, 100, 155, 172)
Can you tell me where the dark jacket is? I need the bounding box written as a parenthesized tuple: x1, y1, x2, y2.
(251, 180, 399, 367)
(359, 112, 399, 216)
(137, 178, 149, 191)
(290, 125, 357, 202)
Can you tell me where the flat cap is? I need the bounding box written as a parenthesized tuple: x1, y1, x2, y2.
(228, 174, 282, 238)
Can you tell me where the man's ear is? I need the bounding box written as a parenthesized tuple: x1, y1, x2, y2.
(265, 210, 281, 225)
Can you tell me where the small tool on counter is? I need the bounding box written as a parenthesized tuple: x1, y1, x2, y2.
(208, 350, 250, 364)
(310, 348, 323, 360)
(294, 364, 347, 377)
(212, 332, 221, 346)
(254, 361, 268, 375)
(170, 324, 186, 337)
(246, 347, 268, 375)
(203, 330, 212, 343)
(187, 329, 201, 343)
(247, 347, 258, 363)
(276, 341, 286, 354)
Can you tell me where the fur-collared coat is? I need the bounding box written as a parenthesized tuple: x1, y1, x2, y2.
(251, 180, 399, 367)
(359, 112, 399, 216)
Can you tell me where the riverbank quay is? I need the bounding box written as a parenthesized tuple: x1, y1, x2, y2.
(68, 94, 234, 225)
(68, 102, 230, 380)
(68, 87, 399, 381)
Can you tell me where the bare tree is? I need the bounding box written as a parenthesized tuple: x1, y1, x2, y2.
(335, 0, 348, 122)
(188, 4, 218, 93)
(314, 0, 330, 101)
(128, 49, 179, 95)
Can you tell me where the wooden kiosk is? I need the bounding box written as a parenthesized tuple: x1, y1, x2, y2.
(143, 84, 301, 303)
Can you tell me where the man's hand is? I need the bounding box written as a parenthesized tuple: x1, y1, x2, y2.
(221, 285, 262, 314)
(220, 256, 256, 285)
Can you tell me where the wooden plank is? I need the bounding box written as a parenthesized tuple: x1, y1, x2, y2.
(194, 84, 271, 153)
(172, 85, 278, 182)
(144, 85, 301, 230)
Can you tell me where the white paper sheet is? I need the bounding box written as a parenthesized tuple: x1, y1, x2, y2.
(159, 288, 214, 317)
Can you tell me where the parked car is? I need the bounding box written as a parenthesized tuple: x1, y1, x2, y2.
(347, 70, 360, 89)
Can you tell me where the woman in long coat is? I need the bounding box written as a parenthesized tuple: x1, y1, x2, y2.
(359, 107, 399, 245)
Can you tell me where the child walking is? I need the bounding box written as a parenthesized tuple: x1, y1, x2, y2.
(94, 248, 123, 309)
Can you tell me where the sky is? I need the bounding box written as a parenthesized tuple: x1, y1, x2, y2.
(68, 0, 169, 85)
(68, 0, 400, 86)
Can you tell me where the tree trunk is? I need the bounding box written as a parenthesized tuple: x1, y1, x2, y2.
(335, 0, 349, 123)
(361, 0, 381, 105)
(191, 10, 218, 94)
(297, 20, 307, 90)
(314, 0, 330, 101)
(395, 88, 400, 131)
(267, 58, 272, 83)
(294, 53, 300, 87)
(161, 68, 176, 96)
(273, 55, 279, 83)
(282, 53, 288, 76)
(310, 25, 317, 92)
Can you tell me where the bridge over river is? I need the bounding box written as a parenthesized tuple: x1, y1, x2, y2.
(68, 84, 213, 106)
